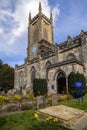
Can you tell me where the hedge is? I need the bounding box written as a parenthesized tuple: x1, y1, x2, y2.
(33, 79, 47, 96)
(68, 72, 87, 98)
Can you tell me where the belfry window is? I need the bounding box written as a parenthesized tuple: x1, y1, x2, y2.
(33, 27, 38, 43)
(44, 28, 48, 41)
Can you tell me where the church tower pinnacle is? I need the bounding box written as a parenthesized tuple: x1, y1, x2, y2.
(50, 12, 53, 23)
(29, 12, 31, 21)
(39, 2, 42, 12)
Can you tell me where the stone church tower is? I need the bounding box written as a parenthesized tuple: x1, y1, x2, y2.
(14, 2, 87, 95)
(27, 2, 54, 61)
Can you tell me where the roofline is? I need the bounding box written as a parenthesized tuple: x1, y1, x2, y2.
(48, 59, 83, 69)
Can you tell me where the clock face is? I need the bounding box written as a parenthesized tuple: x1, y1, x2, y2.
(32, 46, 37, 53)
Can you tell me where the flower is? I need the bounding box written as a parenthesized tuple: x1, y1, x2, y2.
(45, 116, 52, 121)
(48, 116, 52, 120)
(13, 95, 22, 101)
(0, 96, 9, 104)
(53, 117, 58, 123)
(60, 95, 68, 100)
(46, 117, 50, 121)
(34, 113, 39, 119)
(26, 93, 34, 99)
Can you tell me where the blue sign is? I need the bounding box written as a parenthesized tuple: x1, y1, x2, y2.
(75, 81, 83, 88)
(51, 85, 54, 90)
(75, 81, 83, 103)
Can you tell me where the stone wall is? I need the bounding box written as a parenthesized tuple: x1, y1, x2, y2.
(81, 35, 87, 80)
(47, 63, 84, 95)
(0, 99, 37, 113)
(58, 46, 82, 63)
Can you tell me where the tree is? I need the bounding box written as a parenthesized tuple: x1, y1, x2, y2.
(68, 72, 87, 98)
(0, 60, 14, 92)
(33, 79, 47, 96)
(0, 60, 3, 68)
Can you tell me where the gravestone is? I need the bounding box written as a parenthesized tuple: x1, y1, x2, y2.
(7, 89, 13, 97)
(22, 89, 26, 96)
(51, 93, 58, 105)
(36, 95, 46, 109)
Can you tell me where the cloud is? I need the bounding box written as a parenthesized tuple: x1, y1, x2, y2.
(52, 4, 60, 22)
(54, 1, 87, 43)
(0, 28, 3, 34)
(0, 0, 60, 61)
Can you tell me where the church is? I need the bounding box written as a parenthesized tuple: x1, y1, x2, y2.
(14, 3, 87, 95)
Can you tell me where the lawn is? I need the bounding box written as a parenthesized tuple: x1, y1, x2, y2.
(59, 94, 87, 110)
(1, 110, 71, 130)
(84, 127, 87, 130)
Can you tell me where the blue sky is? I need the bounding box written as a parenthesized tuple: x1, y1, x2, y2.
(0, 0, 87, 67)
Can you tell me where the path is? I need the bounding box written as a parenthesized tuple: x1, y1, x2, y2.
(71, 114, 87, 130)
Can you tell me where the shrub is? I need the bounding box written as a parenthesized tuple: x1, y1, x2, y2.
(68, 72, 87, 98)
(33, 79, 47, 96)
(0, 116, 6, 128)
(13, 95, 22, 102)
(0, 95, 9, 104)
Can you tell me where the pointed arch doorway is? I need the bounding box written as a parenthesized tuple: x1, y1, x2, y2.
(57, 71, 66, 94)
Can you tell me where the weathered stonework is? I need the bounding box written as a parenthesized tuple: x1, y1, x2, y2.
(14, 3, 87, 95)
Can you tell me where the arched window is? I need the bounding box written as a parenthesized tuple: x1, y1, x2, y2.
(67, 53, 76, 60)
(45, 61, 51, 69)
(19, 71, 24, 88)
(31, 66, 36, 83)
(57, 72, 66, 79)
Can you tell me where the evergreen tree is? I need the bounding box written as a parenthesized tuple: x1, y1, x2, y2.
(0, 60, 14, 92)
(68, 72, 87, 98)
(33, 79, 47, 96)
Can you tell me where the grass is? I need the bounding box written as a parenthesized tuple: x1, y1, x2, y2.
(59, 94, 87, 110)
(1, 110, 71, 130)
(84, 127, 87, 130)
(1, 94, 87, 130)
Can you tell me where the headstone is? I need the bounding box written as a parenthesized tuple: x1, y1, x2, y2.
(22, 89, 26, 96)
(36, 95, 46, 109)
(7, 89, 13, 97)
(51, 93, 58, 105)
(26, 87, 30, 94)
(16, 88, 21, 95)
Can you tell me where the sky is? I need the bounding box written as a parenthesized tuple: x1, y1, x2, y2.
(0, 0, 87, 67)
